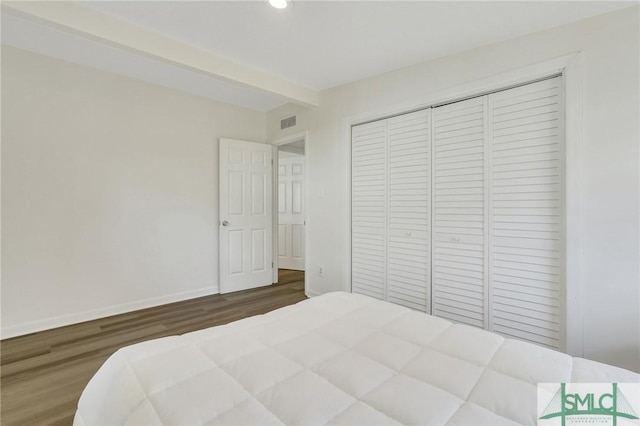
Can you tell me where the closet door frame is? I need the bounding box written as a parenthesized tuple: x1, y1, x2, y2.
(346, 52, 583, 356)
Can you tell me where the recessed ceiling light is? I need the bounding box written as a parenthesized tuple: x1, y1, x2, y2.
(269, 0, 288, 9)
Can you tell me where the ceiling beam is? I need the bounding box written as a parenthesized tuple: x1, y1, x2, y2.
(2, 1, 319, 108)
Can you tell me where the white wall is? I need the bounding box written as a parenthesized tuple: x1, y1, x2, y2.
(267, 7, 640, 372)
(1, 46, 266, 337)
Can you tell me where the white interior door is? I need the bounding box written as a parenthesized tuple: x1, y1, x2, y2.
(432, 96, 487, 329)
(219, 138, 273, 294)
(350, 111, 431, 310)
(277, 154, 305, 270)
(487, 77, 563, 349)
(351, 120, 387, 299)
(386, 110, 431, 311)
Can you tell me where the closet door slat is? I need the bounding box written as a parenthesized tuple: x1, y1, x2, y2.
(432, 97, 486, 327)
(488, 77, 562, 349)
(352, 120, 387, 299)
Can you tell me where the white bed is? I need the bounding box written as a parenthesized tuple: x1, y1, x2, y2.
(74, 292, 638, 425)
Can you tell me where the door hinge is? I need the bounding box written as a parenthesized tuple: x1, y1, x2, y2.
(271, 158, 274, 165)
(272, 261, 274, 268)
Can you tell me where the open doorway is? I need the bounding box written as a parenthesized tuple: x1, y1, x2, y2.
(272, 133, 307, 294)
(278, 149, 305, 271)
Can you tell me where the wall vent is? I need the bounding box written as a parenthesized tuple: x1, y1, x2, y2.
(280, 115, 297, 129)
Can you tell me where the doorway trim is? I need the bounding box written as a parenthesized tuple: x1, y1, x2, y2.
(271, 131, 309, 295)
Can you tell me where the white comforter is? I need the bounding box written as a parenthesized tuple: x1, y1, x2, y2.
(74, 292, 638, 425)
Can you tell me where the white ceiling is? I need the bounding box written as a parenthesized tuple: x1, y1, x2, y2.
(2, 1, 636, 112)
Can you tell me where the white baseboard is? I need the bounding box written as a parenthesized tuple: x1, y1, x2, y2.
(1, 287, 219, 339)
(305, 289, 322, 298)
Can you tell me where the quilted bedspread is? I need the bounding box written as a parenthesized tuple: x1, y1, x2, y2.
(74, 292, 638, 425)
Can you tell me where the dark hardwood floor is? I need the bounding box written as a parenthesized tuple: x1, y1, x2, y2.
(1, 270, 306, 425)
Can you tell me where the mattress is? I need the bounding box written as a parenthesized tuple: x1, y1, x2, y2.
(74, 292, 638, 425)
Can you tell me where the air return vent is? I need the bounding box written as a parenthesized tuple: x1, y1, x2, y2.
(280, 115, 297, 129)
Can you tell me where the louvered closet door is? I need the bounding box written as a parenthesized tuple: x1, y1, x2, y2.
(387, 110, 431, 311)
(488, 77, 562, 349)
(432, 97, 487, 328)
(351, 120, 387, 299)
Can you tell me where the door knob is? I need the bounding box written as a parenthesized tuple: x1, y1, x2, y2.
(222, 220, 230, 226)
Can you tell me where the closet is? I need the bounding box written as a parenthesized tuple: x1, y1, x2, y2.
(351, 77, 563, 349)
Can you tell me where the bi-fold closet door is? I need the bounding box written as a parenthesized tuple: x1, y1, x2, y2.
(352, 77, 563, 349)
(351, 109, 431, 311)
(433, 77, 563, 349)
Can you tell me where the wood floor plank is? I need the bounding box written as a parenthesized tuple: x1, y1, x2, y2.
(1, 270, 306, 426)
(2, 324, 169, 379)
